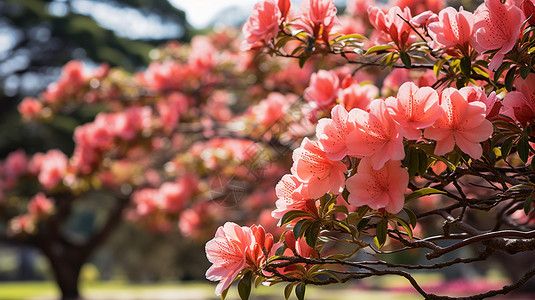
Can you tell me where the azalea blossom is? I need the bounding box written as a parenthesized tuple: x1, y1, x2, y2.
(293, 0, 340, 44)
(205, 223, 254, 295)
(428, 7, 475, 54)
(28, 193, 54, 217)
(502, 73, 535, 126)
(316, 105, 357, 161)
(18, 97, 43, 120)
(339, 83, 378, 111)
(346, 158, 409, 214)
(385, 82, 441, 140)
(424, 87, 494, 159)
(205, 223, 272, 296)
(241, 0, 284, 51)
(346, 99, 405, 170)
(272, 174, 311, 219)
(291, 138, 347, 198)
(470, 0, 525, 70)
(368, 5, 418, 51)
(4, 149, 28, 179)
(37, 150, 68, 190)
(304, 70, 340, 108)
(251, 92, 295, 126)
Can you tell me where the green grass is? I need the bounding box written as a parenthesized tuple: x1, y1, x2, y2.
(0, 280, 422, 300)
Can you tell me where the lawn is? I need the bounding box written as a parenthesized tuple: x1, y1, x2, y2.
(0, 280, 423, 300)
(0, 272, 520, 300)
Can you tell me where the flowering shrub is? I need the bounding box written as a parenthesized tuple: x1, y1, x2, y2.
(206, 0, 535, 299)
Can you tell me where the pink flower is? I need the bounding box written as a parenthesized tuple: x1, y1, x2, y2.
(293, 0, 340, 43)
(381, 68, 437, 97)
(160, 176, 195, 214)
(470, 0, 525, 70)
(304, 70, 340, 108)
(251, 92, 295, 126)
(7, 214, 36, 236)
(503, 73, 535, 126)
(368, 5, 417, 51)
(393, 0, 445, 14)
(157, 92, 188, 132)
(241, 0, 284, 51)
(521, 0, 535, 25)
(385, 82, 442, 140)
(424, 88, 494, 159)
(291, 138, 347, 198)
(142, 61, 190, 92)
(188, 36, 216, 73)
(28, 193, 54, 217)
(339, 83, 378, 111)
(316, 105, 357, 160)
(18, 97, 42, 120)
(346, 0, 375, 17)
(4, 149, 28, 178)
(346, 99, 405, 170)
(113, 106, 153, 140)
(273, 174, 312, 219)
(205, 222, 254, 296)
(132, 188, 163, 217)
(38, 150, 68, 189)
(428, 7, 475, 54)
(346, 158, 409, 214)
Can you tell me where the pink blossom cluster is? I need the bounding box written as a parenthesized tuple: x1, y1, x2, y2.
(241, 0, 340, 50)
(7, 193, 54, 236)
(0, 149, 69, 194)
(274, 82, 494, 217)
(72, 106, 153, 174)
(304, 69, 378, 111)
(205, 222, 273, 295)
(130, 176, 196, 232)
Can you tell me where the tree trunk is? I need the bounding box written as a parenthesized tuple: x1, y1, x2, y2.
(43, 243, 85, 300)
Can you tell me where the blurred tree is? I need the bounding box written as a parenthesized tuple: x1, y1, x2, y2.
(0, 0, 192, 125)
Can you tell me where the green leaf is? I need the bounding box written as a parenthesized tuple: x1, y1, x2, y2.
(494, 62, 512, 83)
(434, 59, 447, 77)
(284, 283, 295, 300)
(460, 56, 471, 77)
(405, 188, 446, 203)
(280, 210, 312, 226)
(365, 45, 393, 55)
(293, 219, 311, 239)
(296, 283, 306, 300)
(357, 218, 371, 232)
(304, 221, 321, 248)
(524, 193, 534, 215)
(403, 208, 417, 228)
(337, 33, 367, 41)
(374, 218, 388, 248)
(501, 135, 518, 160)
(221, 286, 230, 300)
(504, 67, 517, 92)
(430, 154, 456, 171)
(518, 136, 530, 163)
(400, 52, 411, 68)
(520, 65, 531, 79)
(299, 55, 309, 68)
(342, 188, 350, 202)
(275, 244, 287, 256)
(238, 272, 252, 300)
(393, 217, 413, 239)
(417, 149, 429, 176)
(407, 147, 418, 178)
